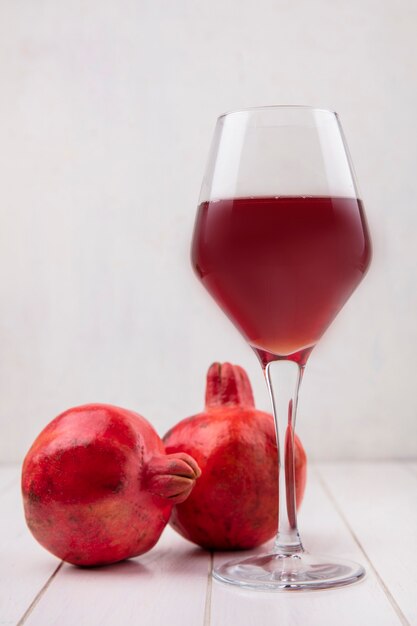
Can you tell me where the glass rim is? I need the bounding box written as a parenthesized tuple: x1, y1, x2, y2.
(218, 105, 338, 120)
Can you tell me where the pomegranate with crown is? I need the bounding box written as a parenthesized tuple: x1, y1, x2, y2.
(22, 404, 201, 566)
(164, 363, 307, 550)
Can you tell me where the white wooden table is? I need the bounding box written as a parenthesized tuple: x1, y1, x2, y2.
(1, 462, 416, 626)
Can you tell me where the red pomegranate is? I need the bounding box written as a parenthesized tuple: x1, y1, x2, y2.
(164, 362, 307, 550)
(22, 404, 201, 566)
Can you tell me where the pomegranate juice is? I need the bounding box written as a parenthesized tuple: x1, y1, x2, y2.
(191, 196, 371, 361)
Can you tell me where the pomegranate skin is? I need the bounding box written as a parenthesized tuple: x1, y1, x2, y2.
(22, 404, 200, 566)
(164, 363, 307, 550)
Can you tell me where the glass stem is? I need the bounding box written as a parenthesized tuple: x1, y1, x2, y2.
(264, 359, 304, 555)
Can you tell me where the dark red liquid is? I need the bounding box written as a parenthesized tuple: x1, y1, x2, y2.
(191, 196, 371, 363)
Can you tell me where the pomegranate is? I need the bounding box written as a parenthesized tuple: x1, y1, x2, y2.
(22, 404, 201, 566)
(164, 362, 307, 550)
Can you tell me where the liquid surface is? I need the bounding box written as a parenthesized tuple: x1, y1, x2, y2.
(191, 196, 371, 362)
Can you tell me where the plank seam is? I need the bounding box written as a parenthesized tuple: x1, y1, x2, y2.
(16, 561, 63, 626)
(316, 467, 410, 626)
(203, 552, 213, 626)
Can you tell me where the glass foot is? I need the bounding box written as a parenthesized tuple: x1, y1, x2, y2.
(213, 551, 365, 591)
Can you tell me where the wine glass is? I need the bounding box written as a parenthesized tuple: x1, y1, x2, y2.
(191, 106, 372, 590)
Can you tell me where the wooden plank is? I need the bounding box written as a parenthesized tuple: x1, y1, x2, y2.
(23, 525, 210, 626)
(211, 468, 402, 626)
(3, 462, 416, 625)
(0, 466, 59, 626)
(318, 462, 417, 626)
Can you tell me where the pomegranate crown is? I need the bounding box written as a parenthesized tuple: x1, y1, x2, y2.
(145, 452, 201, 504)
(205, 362, 255, 409)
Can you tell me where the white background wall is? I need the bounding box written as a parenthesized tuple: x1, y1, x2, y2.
(0, 0, 416, 463)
